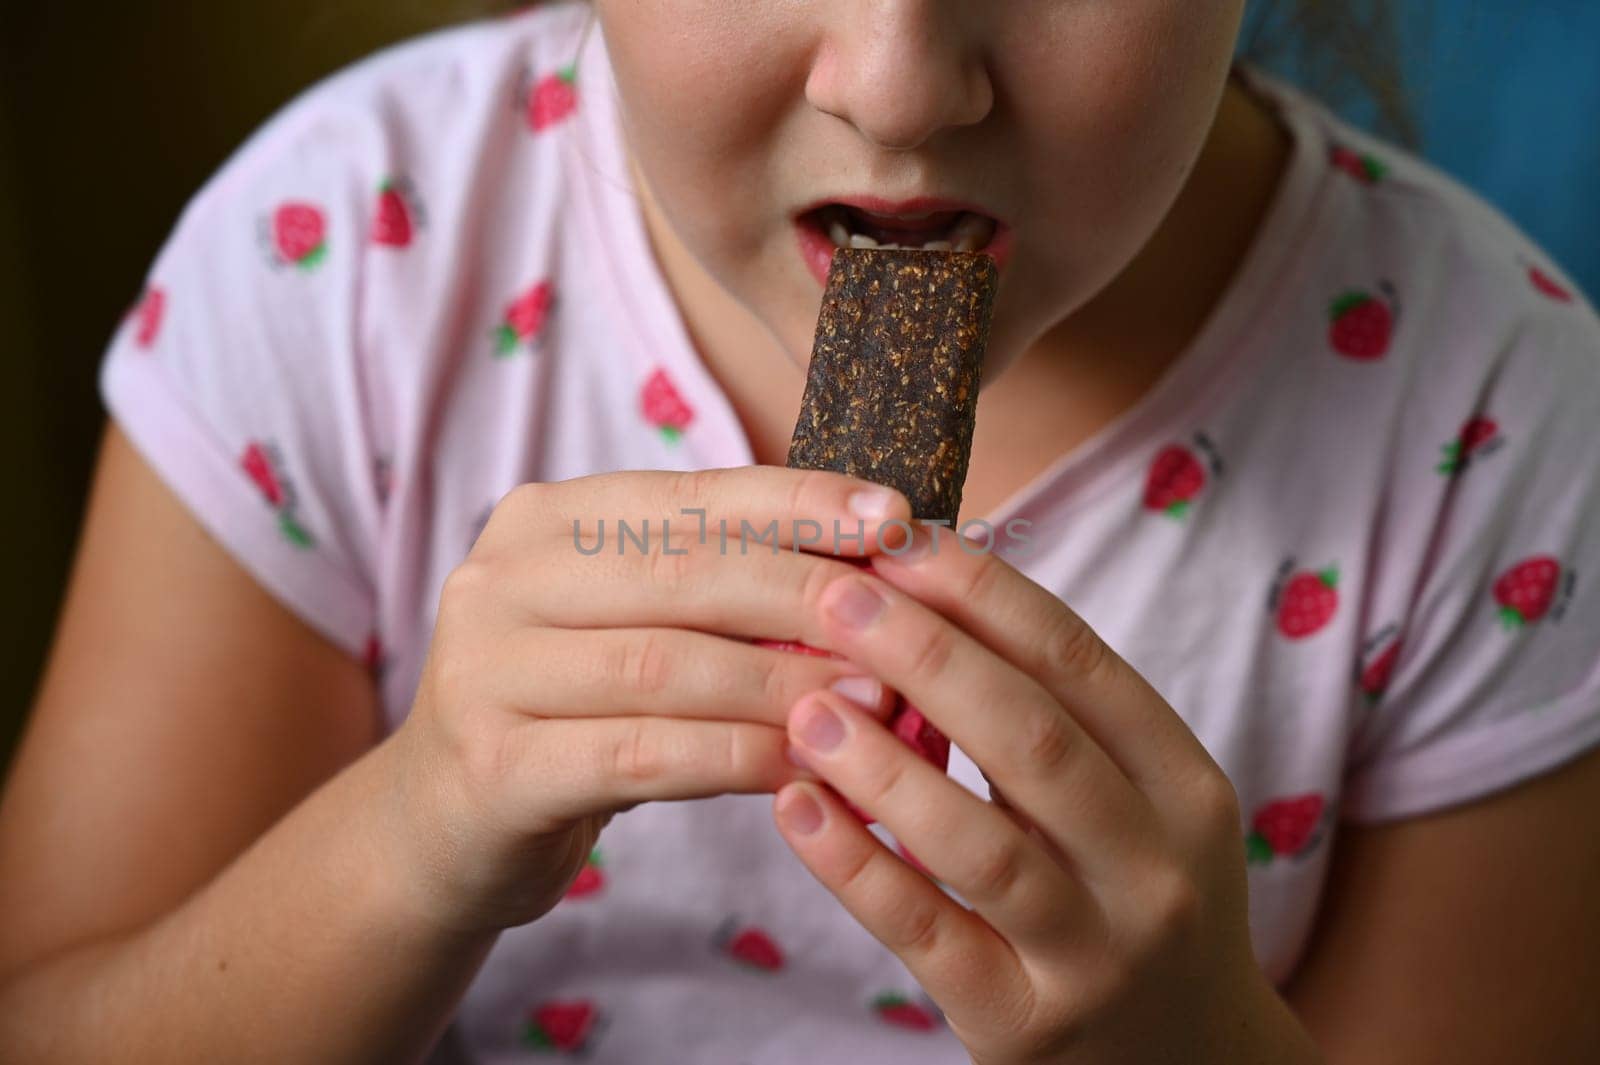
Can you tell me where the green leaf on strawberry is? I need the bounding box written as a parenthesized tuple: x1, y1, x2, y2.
(296, 243, 328, 272)
(279, 512, 315, 550)
(1245, 832, 1275, 865)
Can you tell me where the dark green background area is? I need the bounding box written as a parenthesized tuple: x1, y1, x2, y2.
(2, 5, 1594, 778)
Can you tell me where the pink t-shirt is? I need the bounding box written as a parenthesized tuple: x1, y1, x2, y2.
(98, 4, 1600, 1061)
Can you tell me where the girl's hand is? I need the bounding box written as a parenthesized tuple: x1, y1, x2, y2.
(773, 525, 1322, 1064)
(383, 468, 907, 937)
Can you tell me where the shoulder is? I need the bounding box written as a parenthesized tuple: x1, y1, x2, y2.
(1239, 64, 1599, 411)
(165, 4, 592, 240)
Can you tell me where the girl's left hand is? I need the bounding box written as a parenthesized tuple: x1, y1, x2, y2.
(773, 526, 1321, 1065)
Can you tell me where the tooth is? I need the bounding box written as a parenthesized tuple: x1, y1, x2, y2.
(954, 235, 981, 252)
(828, 221, 850, 248)
(848, 233, 880, 249)
(880, 242, 906, 251)
(951, 212, 996, 241)
(923, 240, 953, 252)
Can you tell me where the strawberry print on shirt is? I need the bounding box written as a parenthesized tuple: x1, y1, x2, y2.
(494, 280, 554, 357)
(1525, 261, 1575, 304)
(521, 1000, 601, 1054)
(563, 848, 606, 900)
(266, 202, 329, 271)
(1271, 560, 1341, 640)
(640, 367, 695, 444)
(371, 177, 422, 248)
(241, 441, 314, 549)
(871, 992, 942, 1032)
(525, 64, 579, 132)
(1329, 143, 1387, 184)
(1493, 556, 1573, 629)
(1328, 281, 1398, 360)
(1437, 415, 1503, 476)
(1357, 625, 1403, 702)
(713, 920, 786, 973)
(1245, 794, 1328, 865)
(1143, 433, 1223, 520)
(132, 285, 166, 349)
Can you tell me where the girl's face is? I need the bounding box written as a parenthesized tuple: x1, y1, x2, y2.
(594, 1, 1247, 377)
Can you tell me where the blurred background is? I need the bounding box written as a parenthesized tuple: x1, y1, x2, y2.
(3, 2, 1597, 774)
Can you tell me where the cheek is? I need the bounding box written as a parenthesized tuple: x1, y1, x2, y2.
(1002, 4, 1243, 273)
(596, 3, 800, 253)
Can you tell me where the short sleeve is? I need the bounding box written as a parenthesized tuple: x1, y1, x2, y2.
(98, 95, 386, 660)
(1342, 298, 1600, 822)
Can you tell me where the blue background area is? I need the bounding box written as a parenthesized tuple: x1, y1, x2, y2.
(1245, 4, 1600, 300)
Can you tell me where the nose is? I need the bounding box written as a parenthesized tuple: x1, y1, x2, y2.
(806, 1, 994, 152)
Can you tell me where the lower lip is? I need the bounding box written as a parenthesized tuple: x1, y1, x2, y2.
(793, 218, 1013, 287)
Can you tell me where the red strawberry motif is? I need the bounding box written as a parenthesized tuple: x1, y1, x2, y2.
(362, 633, 384, 676)
(1358, 638, 1401, 701)
(133, 286, 166, 349)
(494, 281, 554, 357)
(1144, 445, 1206, 518)
(242, 441, 288, 508)
(371, 179, 414, 248)
(241, 441, 314, 549)
(872, 992, 939, 1032)
(521, 1000, 597, 1053)
(640, 368, 695, 444)
(527, 65, 579, 132)
(1329, 283, 1398, 360)
(1494, 556, 1563, 629)
(273, 203, 328, 270)
(564, 849, 606, 900)
(1276, 565, 1340, 640)
(1246, 794, 1326, 864)
(1528, 265, 1573, 304)
(1330, 144, 1387, 184)
(722, 925, 786, 972)
(1437, 416, 1500, 475)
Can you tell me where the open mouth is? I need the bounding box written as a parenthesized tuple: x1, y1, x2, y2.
(801, 204, 1000, 253)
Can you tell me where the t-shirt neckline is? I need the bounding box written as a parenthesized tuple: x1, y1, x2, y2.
(569, 28, 1332, 525)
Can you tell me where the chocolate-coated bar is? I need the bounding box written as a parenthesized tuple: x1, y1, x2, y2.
(787, 248, 999, 524)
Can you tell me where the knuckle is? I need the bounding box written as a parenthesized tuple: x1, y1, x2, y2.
(610, 720, 665, 786)
(1017, 709, 1077, 777)
(439, 560, 492, 615)
(1041, 610, 1109, 684)
(1192, 771, 1243, 840)
(858, 754, 911, 811)
(964, 837, 1024, 903)
(800, 555, 845, 619)
(615, 633, 674, 697)
(669, 468, 716, 509)
(646, 536, 696, 587)
(1142, 864, 1203, 950)
(889, 897, 943, 959)
(906, 623, 958, 682)
(959, 551, 1006, 604)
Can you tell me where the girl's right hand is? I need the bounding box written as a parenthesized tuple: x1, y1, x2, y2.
(382, 468, 911, 936)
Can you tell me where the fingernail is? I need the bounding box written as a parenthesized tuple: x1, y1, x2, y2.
(795, 700, 847, 753)
(830, 675, 883, 710)
(848, 488, 896, 521)
(825, 579, 887, 630)
(778, 787, 824, 835)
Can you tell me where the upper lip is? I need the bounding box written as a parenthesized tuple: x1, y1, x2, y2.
(795, 194, 1004, 225)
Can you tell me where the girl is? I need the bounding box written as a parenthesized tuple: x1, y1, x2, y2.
(3, 1, 1598, 1061)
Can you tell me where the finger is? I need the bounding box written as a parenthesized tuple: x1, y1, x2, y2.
(804, 565, 1154, 884)
(787, 691, 1094, 954)
(871, 527, 1218, 802)
(511, 716, 815, 823)
(485, 466, 913, 560)
(479, 521, 883, 647)
(487, 626, 897, 725)
(771, 779, 1027, 1035)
